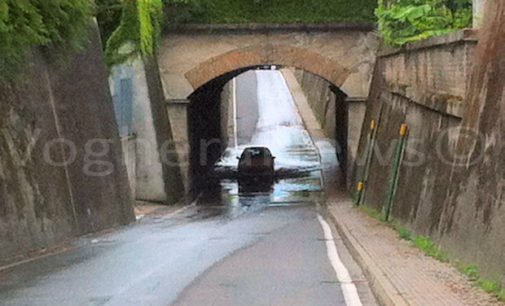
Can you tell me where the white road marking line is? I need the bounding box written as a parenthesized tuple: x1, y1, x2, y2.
(317, 215, 363, 306)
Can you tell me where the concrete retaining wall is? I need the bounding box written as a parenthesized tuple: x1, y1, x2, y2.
(110, 58, 185, 204)
(130, 59, 168, 203)
(120, 136, 137, 200)
(220, 71, 259, 149)
(356, 27, 505, 282)
(166, 101, 191, 194)
(292, 69, 365, 182)
(0, 25, 134, 264)
(441, 1, 505, 283)
(220, 80, 234, 149)
(293, 69, 338, 139)
(235, 71, 259, 146)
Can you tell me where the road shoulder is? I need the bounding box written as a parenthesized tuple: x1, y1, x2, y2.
(327, 199, 503, 306)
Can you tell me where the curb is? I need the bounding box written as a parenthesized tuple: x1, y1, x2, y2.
(281, 65, 408, 306)
(327, 207, 410, 306)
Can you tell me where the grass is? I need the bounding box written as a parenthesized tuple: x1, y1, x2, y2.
(411, 235, 450, 263)
(358, 205, 386, 222)
(358, 204, 505, 301)
(164, 0, 378, 25)
(457, 264, 505, 300)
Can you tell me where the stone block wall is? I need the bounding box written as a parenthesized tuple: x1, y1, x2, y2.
(356, 26, 505, 282)
(159, 23, 379, 100)
(381, 29, 477, 118)
(356, 30, 478, 218)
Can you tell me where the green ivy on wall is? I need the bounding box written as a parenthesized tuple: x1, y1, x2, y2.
(0, 0, 93, 82)
(103, 0, 162, 68)
(376, 0, 472, 46)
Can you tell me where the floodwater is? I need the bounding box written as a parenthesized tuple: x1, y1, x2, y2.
(207, 70, 324, 217)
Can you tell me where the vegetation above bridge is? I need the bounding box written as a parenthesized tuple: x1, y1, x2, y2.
(376, 0, 472, 46)
(0, 0, 93, 83)
(0, 0, 473, 82)
(163, 0, 377, 24)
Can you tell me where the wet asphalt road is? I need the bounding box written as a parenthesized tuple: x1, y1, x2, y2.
(0, 71, 376, 306)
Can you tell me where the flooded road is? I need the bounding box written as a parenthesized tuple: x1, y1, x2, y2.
(0, 71, 375, 306)
(177, 70, 375, 305)
(208, 70, 323, 219)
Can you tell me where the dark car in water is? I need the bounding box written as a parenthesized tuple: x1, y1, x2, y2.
(237, 147, 275, 187)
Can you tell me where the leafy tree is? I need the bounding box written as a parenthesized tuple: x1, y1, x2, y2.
(376, 0, 472, 46)
(0, 0, 176, 78)
(0, 0, 93, 82)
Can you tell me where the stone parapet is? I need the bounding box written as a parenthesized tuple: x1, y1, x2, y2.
(164, 22, 376, 34)
(379, 29, 478, 118)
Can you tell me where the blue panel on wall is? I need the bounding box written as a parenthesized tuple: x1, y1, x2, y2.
(111, 65, 135, 137)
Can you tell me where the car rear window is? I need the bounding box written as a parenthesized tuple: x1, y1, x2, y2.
(242, 148, 270, 158)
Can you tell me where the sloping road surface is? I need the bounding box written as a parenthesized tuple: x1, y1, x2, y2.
(0, 71, 376, 306)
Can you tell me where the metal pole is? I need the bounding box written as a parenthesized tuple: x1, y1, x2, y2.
(384, 123, 407, 221)
(358, 119, 377, 206)
(355, 182, 364, 206)
(354, 119, 376, 206)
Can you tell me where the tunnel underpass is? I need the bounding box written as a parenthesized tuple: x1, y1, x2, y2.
(181, 66, 354, 223)
(186, 67, 349, 199)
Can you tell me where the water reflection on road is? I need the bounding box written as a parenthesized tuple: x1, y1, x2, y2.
(202, 70, 324, 218)
(0, 70, 377, 306)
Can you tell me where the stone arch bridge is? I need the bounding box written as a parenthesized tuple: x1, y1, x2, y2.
(132, 23, 379, 204)
(159, 23, 378, 100)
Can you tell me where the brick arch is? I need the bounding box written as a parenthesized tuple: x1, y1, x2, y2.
(184, 43, 350, 92)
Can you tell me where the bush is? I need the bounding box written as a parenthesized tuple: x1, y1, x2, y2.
(0, 0, 94, 82)
(163, 0, 378, 25)
(376, 0, 472, 46)
(0, 0, 168, 76)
